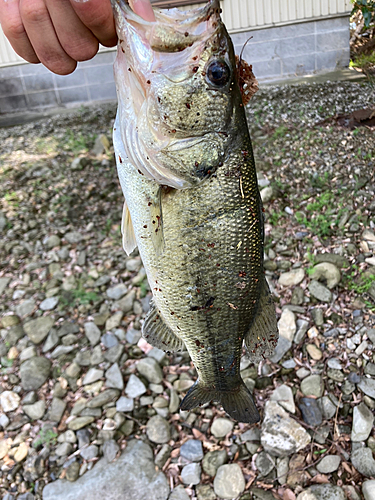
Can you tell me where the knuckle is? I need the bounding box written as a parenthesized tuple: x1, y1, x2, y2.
(20, 1, 48, 24)
(3, 20, 27, 40)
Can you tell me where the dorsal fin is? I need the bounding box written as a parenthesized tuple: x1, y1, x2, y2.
(244, 276, 279, 362)
(142, 302, 185, 352)
(121, 200, 137, 256)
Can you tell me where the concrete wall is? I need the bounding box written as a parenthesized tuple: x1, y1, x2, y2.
(0, 16, 349, 115)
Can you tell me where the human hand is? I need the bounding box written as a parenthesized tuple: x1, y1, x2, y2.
(0, 0, 154, 75)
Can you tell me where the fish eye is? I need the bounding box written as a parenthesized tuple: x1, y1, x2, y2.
(206, 60, 231, 87)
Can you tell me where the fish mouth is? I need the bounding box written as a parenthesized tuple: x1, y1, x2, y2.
(112, 0, 228, 188)
(111, 0, 221, 50)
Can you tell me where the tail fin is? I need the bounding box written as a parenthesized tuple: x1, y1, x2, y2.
(180, 380, 260, 424)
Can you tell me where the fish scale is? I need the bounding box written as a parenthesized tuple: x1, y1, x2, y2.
(111, 0, 278, 422)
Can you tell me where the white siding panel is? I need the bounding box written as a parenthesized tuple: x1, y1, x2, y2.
(288, 0, 297, 21)
(329, 0, 337, 15)
(246, 0, 257, 26)
(0, 0, 353, 67)
(304, 0, 313, 18)
(0, 29, 23, 66)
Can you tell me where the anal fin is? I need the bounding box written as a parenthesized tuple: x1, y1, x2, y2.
(245, 275, 279, 362)
(142, 302, 185, 352)
(121, 200, 137, 256)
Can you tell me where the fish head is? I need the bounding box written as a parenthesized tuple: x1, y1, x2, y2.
(112, 0, 243, 188)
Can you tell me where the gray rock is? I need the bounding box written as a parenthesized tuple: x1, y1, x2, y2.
(80, 445, 99, 460)
(278, 309, 296, 342)
(180, 439, 204, 462)
(300, 374, 323, 398)
(24, 316, 54, 344)
(181, 463, 201, 485)
(116, 396, 134, 412)
(0, 391, 20, 412)
(49, 397, 67, 423)
(310, 263, 341, 289)
(43, 328, 59, 352)
(0, 277, 10, 296)
(169, 485, 190, 500)
(210, 418, 234, 438)
(316, 455, 341, 474)
(103, 439, 119, 462)
(363, 480, 375, 500)
(101, 333, 118, 348)
(40, 297, 59, 311)
(84, 322, 101, 346)
(311, 307, 324, 326)
(313, 485, 345, 499)
(19, 345, 37, 361)
(68, 416, 95, 430)
(278, 268, 305, 287)
(65, 231, 83, 244)
(125, 374, 147, 398)
(202, 449, 228, 477)
(105, 363, 124, 390)
(352, 447, 375, 477)
(299, 398, 323, 427)
(87, 389, 120, 408)
(260, 186, 273, 203)
(16, 299, 36, 317)
(105, 312, 123, 331)
(106, 284, 128, 300)
(23, 400, 46, 420)
(213, 464, 245, 499)
(155, 444, 172, 469)
(319, 396, 337, 420)
(294, 319, 310, 344)
(83, 368, 104, 385)
(136, 358, 163, 384)
(146, 415, 170, 444)
(147, 347, 166, 364)
(0, 414, 10, 428)
(270, 384, 295, 413)
(43, 440, 169, 500)
(261, 401, 311, 457)
(270, 335, 292, 363)
(46, 235, 61, 248)
(55, 442, 73, 456)
(256, 451, 275, 476)
(358, 377, 375, 399)
(351, 403, 374, 442)
(104, 344, 124, 364)
(20, 357, 51, 390)
(51, 345, 75, 358)
(125, 328, 142, 344)
(308, 280, 332, 302)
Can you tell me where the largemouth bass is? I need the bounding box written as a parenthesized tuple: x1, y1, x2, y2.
(111, 0, 278, 423)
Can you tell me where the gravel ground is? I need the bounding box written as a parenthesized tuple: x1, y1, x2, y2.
(0, 78, 375, 500)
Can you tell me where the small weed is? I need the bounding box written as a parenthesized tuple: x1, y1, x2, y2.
(61, 130, 95, 154)
(72, 288, 99, 305)
(33, 428, 58, 449)
(272, 126, 289, 140)
(1, 357, 14, 368)
(267, 210, 284, 226)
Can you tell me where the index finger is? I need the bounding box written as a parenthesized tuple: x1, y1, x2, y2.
(69, 0, 117, 47)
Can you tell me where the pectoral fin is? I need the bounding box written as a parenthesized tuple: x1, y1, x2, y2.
(142, 302, 185, 352)
(244, 276, 278, 362)
(121, 200, 137, 256)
